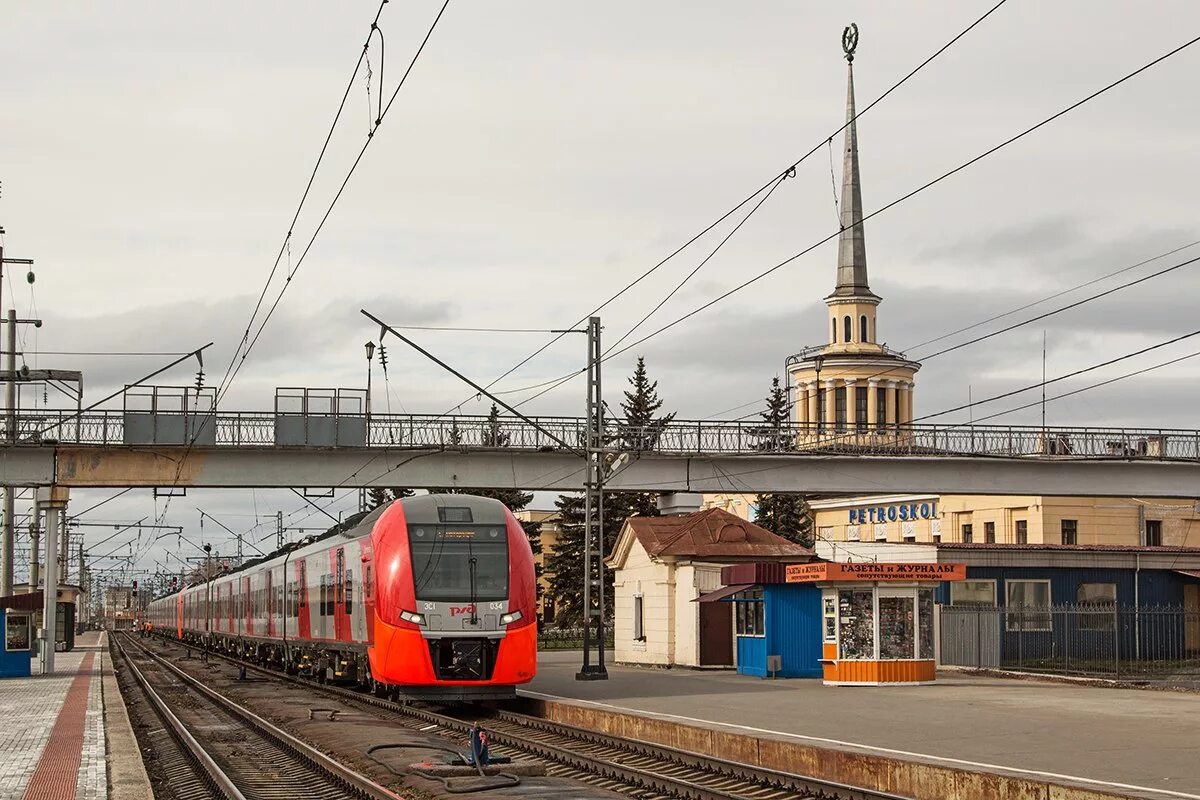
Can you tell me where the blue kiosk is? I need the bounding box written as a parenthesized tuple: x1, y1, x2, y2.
(1, 608, 33, 677)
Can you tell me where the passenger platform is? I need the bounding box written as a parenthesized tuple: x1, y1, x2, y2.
(0, 631, 151, 800)
(524, 650, 1200, 800)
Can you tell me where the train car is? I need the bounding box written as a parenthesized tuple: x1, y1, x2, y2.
(146, 494, 537, 700)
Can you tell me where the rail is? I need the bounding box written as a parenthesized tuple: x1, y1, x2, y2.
(151, 632, 907, 800)
(9, 408, 1200, 461)
(115, 633, 404, 800)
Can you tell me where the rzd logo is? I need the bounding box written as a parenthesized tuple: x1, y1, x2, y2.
(449, 604, 477, 617)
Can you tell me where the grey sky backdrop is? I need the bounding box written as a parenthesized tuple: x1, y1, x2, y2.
(3, 1, 1199, 580)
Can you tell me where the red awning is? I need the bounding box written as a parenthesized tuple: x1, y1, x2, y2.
(694, 584, 753, 603)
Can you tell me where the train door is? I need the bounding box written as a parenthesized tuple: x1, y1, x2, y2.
(265, 569, 274, 638)
(297, 558, 312, 639)
(243, 576, 253, 637)
(334, 547, 349, 641)
(360, 540, 375, 646)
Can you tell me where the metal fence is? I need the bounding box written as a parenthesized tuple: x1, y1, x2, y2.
(940, 604, 1200, 683)
(537, 626, 615, 651)
(13, 407, 1200, 462)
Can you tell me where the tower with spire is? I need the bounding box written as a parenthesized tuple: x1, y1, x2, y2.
(786, 24, 920, 438)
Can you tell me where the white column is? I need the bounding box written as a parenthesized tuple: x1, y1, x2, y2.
(845, 379, 858, 431)
(823, 379, 837, 430)
(805, 382, 818, 431)
(884, 379, 897, 428)
(867, 378, 880, 430)
(796, 383, 809, 425)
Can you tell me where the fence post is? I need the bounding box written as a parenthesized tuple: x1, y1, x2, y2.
(1114, 606, 1120, 680)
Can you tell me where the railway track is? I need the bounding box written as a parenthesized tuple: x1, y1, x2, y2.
(146, 634, 909, 800)
(114, 634, 405, 800)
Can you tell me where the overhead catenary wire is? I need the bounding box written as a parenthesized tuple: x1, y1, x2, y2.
(493, 32, 1200, 415)
(915, 328, 1200, 423)
(213, 0, 390, 404)
(718, 243, 1200, 422)
(594, 32, 1200, 378)
(943, 348, 1200, 427)
(442, 0, 1012, 415)
(216, 0, 452, 408)
(136, 2, 452, 564)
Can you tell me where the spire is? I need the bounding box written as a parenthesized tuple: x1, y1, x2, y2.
(831, 24, 877, 300)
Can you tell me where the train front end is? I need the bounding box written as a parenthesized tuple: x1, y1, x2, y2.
(368, 494, 537, 701)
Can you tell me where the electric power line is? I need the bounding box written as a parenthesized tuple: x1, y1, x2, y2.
(441, 0, 1013, 415)
(915, 328, 1200, 422)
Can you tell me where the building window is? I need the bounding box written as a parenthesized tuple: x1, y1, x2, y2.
(1145, 519, 1163, 546)
(1060, 519, 1076, 546)
(860, 314, 869, 343)
(834, 386, 847, 432)
(632, 594, 645, 641)
(950, 580, 996, 606)
(1006, 580, 1051, 631)
(875, 387, 887, 431)
(984, 521, 995, 543)
(961, 523, 973, 543)
(931, 519, 942, 543)
(1016, 519, 1028, 544)
(1077, 582, 1117, 631)
(832, 318, 837, 343)
(855, 385, 868, 430)
(823, 596, 837, 641)
(734, 588, 765, 637)
(843, 315, 852, 343)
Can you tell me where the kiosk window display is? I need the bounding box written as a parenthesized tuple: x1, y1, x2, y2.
(787, 561, 965, 685)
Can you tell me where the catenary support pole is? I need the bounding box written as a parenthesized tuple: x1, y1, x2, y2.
(1, 309, 14, 596)
(577, 316, 607, 680)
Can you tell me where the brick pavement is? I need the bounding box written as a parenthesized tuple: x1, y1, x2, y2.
(0, 632, 109, 800)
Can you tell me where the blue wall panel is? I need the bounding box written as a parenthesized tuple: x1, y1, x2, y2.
(735, 584, 823, 678)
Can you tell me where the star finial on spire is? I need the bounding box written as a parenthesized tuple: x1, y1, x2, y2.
(842, 23, 858, 63)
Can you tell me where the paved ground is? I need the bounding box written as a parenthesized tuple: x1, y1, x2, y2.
(0, 631, 149, 800)
(525, 650, 1200, 800)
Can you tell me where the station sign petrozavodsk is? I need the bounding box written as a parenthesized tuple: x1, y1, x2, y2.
(785, 562, 967, 583)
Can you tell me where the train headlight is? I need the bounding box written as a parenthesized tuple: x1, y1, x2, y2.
(499, 610, 522, 625)
(400, 610, 426, 626)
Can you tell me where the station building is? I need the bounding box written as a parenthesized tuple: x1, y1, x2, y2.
(606, 507, 811, 669)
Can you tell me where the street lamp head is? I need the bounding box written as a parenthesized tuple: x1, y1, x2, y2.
(203, 543, 211, 554)
(365, 341, 376, 362)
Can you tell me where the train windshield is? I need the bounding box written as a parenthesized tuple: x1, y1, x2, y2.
(408, 524, 509, 602)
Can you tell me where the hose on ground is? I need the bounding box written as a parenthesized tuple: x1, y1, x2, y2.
(365, 743, 521, 794)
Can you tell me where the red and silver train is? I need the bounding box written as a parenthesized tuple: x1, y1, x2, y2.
(146, 494, 537, 700)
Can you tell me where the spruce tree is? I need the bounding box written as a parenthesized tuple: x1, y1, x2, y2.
(618, 356, 677, 451)
(751, 376, 814, 546)
(545, 357, 673, 628)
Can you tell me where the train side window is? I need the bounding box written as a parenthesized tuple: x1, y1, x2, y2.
(319, 576, 327, 617)
(345, 569, 353, 613)
(364, 565, 372, 599)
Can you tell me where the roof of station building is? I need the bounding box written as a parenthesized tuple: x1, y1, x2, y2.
(619, 508, 814, 563)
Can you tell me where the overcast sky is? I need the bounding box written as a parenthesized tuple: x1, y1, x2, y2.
(3, 1, 1199, 581)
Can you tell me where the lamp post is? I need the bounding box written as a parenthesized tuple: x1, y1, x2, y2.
(364, 341, 376, 417)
